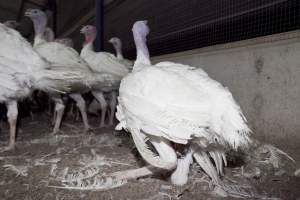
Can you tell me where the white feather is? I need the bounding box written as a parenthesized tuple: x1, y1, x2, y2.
(0, 23, 50, 71)
(81, 43, 129, 78)
(118, 63, 251, 149)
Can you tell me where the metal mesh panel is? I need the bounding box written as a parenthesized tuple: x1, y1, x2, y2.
(103, 0, 300, 59)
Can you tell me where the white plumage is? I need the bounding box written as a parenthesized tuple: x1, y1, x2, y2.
(118, 63, 251, 148)
(80, 25, 129, 127)
(80, 32, 129, 78)
(115, 21, 252, 195)
(0, 23, 79, 150)
(25, 9, 103, 133)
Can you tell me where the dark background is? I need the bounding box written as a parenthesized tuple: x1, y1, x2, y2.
(0, 0, 299, 57)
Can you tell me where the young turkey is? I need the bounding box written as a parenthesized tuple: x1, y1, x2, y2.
(108, 37, 133, 70)
(114, 21, 254, 197)
(80, 25, 129, 127)
(0, 23, 81, 151)
(25, 9, 108, 133)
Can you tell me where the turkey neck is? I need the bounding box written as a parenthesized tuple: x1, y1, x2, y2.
(114, 42, 124, 60)
(133, 31, 151, 68)
(31, 17, 47, 47)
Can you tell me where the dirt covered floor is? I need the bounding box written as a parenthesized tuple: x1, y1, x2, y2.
(0, 115, 299, 200)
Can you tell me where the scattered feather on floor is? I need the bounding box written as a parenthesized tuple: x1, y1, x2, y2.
(49, 175, 127, 191)
(295, 168, 300, 177)
(50, 164, 58, 177)
(79, 151, 111, 168)
(258, 144, 295, 168)
(3, 164, 29, 177)
(61, 165, 100, 183)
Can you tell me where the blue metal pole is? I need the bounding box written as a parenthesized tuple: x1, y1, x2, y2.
(95, 0, 104, 52)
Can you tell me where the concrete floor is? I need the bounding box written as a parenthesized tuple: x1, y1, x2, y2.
(0, 115, 299, 200)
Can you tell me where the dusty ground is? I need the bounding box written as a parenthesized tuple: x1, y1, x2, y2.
(0, 114, 299, 200)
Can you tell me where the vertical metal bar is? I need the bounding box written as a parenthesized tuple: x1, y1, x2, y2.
(45, 0, 57, 35)
(95, 0, 104, 52)
(52, 0, 57, 35)
(17, 0, 25, 21)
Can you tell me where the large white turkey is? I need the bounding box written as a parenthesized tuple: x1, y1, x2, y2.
(25, 9, 107, 133)
(80, 25, 129, 127)
(113, 21, 256, 197)
(0, 23, 81, 151)
(108, 37, 133, 70)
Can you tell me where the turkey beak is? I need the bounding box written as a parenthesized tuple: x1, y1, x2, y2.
(108, 38, 114, 43)
(24, 9, 33, 17)
(80, 27, 86, 34)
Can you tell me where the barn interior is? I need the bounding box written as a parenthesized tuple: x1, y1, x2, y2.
(0, 0, 300, 199)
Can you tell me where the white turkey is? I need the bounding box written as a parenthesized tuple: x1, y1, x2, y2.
(40, 27, 77, 118)
(113, 21, 257, 197)
(80, 25, 129, 127)
(109, 37, 133, 70)
(0, 23, 81, 151)
(25, 9, 107, 133)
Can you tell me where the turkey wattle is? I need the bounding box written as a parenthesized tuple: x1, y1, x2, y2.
(114, 21, 253, 196)
(80, 25, 129, 127)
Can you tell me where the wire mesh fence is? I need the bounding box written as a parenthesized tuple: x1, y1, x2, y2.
(103, 0, 300, 59)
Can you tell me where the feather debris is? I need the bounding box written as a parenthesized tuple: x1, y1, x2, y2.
(3, 164, 29, 177)
(61, 165, 100, 183)
(49, 175, 126, 191)
(79, 154, 111, 168)
(50, 164, 58, 177)
(258, 144, 295, 168)
(294, 168, 300, 177)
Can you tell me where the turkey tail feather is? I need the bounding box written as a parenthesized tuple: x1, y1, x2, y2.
(32, 69, 84, 93)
